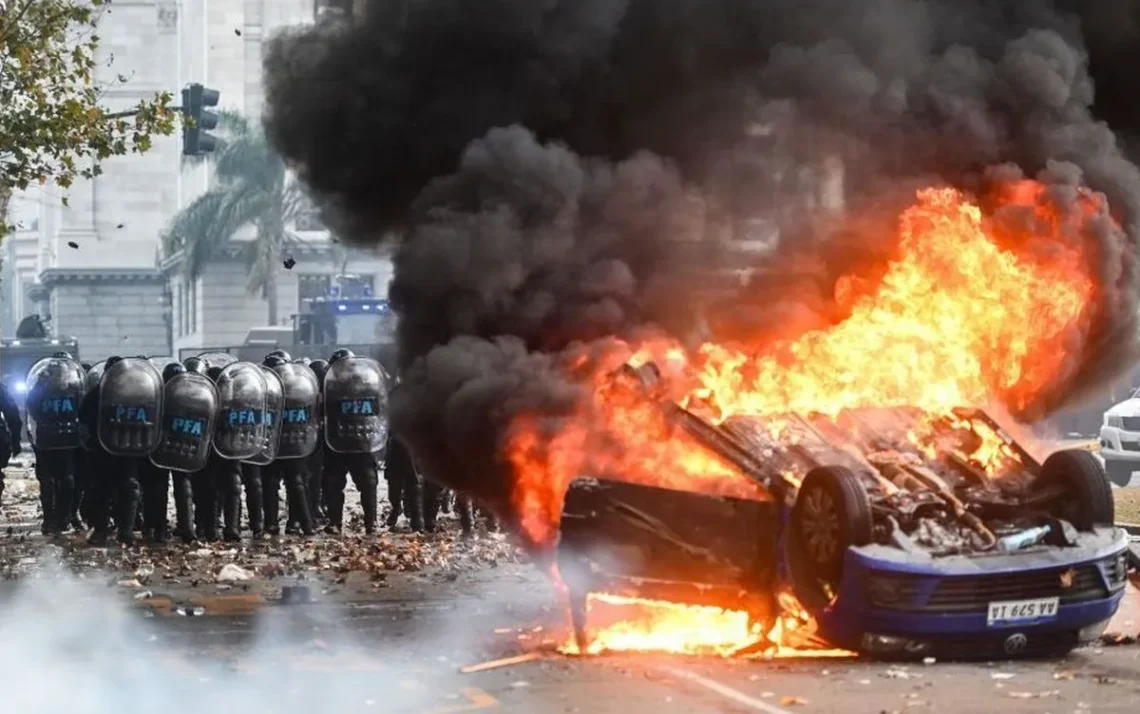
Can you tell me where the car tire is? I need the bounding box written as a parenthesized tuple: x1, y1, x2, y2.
(1040, 449, 1115, 530)
(1104, 459, 1134, 488)
(788, 465, 873, 611)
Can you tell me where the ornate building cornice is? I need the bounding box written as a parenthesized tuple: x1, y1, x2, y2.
(39, 267, 166, 287)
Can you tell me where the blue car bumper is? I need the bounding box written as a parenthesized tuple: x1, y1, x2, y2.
(806, 527, 1130, 658)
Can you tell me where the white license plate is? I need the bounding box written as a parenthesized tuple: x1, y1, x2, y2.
(986, 597, 1059, 626)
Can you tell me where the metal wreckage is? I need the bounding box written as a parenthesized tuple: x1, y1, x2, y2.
(557, 362, 1134, 660)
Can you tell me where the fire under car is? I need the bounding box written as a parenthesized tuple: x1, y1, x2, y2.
(557, 363, 1132, 660)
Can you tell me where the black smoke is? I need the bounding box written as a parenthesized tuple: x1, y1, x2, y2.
(263, 0, 1140, 534)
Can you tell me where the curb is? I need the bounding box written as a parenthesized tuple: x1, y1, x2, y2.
(1119, 523, 1140, 537)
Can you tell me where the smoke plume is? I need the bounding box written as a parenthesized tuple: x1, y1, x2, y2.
(263, 0, 1140, 537)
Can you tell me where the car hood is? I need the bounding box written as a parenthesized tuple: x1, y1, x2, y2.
(1106, 399, 1140, 418)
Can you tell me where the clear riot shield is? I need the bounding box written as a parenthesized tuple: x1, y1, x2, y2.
(150, 372, 219, 472)
(213, 361, 267, 461)
(323, 356, 388, 454)
(25, 356, 85, 450)
(97, 357, 163, 456)
(244, 367, 283, 466)
(274, 362, 320, 459)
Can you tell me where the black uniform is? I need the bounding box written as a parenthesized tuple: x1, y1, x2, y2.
(140, 460, 170, 542)
(323, 451, 380, 534)
(384, 432, 423, 531)
(77, 385, 116, 544)
(33, 447, 75, 535)
(0, 382, 23, 508)
(241, 461, 264, 537)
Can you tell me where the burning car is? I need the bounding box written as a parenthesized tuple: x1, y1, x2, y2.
(557, 363, 1130, 660)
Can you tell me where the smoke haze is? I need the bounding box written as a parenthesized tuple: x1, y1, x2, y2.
(262, 0, 1140, 534)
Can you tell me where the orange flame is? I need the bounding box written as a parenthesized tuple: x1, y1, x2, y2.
(506, 182, 1101, 548)
(559, 592, 854, 658)
(506, 182, 1105, 657)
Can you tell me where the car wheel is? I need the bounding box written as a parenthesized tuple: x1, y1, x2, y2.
(788, 465, 872, 610)
(1104, 460, 1134, 488)
(1040, 449, 1114, 530)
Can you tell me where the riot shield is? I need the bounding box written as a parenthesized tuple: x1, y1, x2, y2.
(323, 356, 388, 454)
(198, 352, 238, 369)
(213, 361, 267, 461)
(25, 355, 85, 450)
(244, 367, 283, 466)
(273, 362, 320, 459)
(97, 357, 163, 456)
(86, 360, 107, 391)
(150, 372, 219, 472)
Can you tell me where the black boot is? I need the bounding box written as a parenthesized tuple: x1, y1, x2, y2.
(173, 472, 195, 543)
(385, 473, 403, 528)
(355, 464, 379, 535)
(243, 464, 264, 538)
(459, 495, 475, 538)
(117, 461, 141, 546)
(261, 465, 282, 536)
(405, 471, 424, 532)
(284, 464, 314, 536)
(423, 480, 445, 533)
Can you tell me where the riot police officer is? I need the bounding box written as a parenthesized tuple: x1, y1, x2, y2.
(26, 351, 84, 535)
(262, 355, 316, 536)
(86, 356, 163, 545)
(208, 361, 268, 542)
(384, 430, 424, 531)
(0, 379, 23, 508)
(321, 349, 386, 535)
(305, 358, 330, 530)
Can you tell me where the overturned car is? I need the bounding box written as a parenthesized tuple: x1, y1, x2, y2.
(558, 363, 1131, 660)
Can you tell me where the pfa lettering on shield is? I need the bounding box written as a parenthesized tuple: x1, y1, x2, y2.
(281, 408, 310, 424)
(225, 409, 261, 426)
(171, 417, 205, 436)
(339, 398, 378, 415)
(40, 397, 77, 414)
(113, 405, 150, 423)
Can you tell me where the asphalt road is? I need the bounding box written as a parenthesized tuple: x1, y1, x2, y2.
(30, 582, 1131, 714)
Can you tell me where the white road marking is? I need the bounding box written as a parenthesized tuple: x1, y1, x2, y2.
(663, 667, 798, 714)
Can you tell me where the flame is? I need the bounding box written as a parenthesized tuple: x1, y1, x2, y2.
(687, 185, 1094, 420)
(504, 181, 1106, 657)
(506, 182, 1101, 548)
(559, 592, 854, 659)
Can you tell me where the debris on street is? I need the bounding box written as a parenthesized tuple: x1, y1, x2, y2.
(459, 652, 544, 674)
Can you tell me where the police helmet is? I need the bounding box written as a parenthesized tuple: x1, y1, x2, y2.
(267, 349, 292, 362)
(183, 356, 207, 375)
(330, 348, 354, 363)
(263, 354, 287, 369)
(105, 356, 123, 368)
(294, 357, 312, 367)
(206, 366, 223, 382)
(162, 363, 187, 382)
(310, 359, 329, 384)
(52, 350, 73, 360)
(80, 362, 92, 372)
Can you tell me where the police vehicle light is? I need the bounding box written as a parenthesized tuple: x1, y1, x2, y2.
(13, 381, 26, 394)
(337, 304, 347, 312)
(362, 304, 371, 310)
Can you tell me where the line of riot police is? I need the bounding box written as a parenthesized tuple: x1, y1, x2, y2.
(16, 349, 495, 544)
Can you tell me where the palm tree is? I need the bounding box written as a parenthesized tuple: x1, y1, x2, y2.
(163, 112, 312, 325)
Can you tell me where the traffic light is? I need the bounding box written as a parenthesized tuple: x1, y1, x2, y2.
(181, 83, 220, 156)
